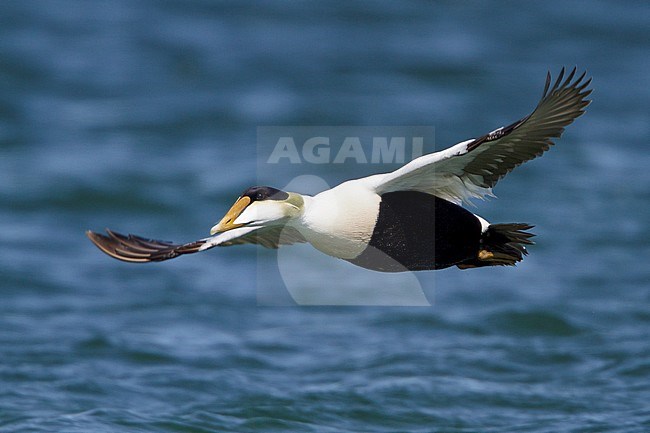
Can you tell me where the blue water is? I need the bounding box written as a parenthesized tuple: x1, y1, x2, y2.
(2, 1, 650, 431)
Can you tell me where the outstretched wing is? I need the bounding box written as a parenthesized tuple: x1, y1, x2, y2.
(372, 67, 592, 204)
(86, 225, 307, 263)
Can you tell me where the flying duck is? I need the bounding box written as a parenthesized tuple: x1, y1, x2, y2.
(87, 67, 591, 272)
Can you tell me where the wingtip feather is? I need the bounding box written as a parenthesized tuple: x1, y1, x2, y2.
(87, 228, 205, 263)
(543, 70, 552, 97)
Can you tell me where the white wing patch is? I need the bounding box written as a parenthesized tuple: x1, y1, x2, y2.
(199, 226, 260, 250)
(370, 139, 494, 204)
(201, 224, 306, 250)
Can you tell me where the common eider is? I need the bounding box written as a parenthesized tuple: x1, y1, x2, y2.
(87, 67, 591, 272)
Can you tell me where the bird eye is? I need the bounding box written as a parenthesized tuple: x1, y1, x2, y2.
(256, 192, 264, 200)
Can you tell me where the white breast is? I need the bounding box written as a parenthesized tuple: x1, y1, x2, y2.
(297, 180, 380, 259)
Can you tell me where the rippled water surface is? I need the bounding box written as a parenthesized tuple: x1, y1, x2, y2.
(1, 1, 649, 432)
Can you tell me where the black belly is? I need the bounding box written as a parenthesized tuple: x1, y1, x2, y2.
(347, 191, 482, 272)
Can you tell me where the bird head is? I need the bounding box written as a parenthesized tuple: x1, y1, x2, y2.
(210, 186, 304, 235)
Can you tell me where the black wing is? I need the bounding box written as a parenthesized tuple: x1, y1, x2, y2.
(87, 225, 307, 263)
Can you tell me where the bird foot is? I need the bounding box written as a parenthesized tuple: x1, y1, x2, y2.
(478, 249, 494, 261)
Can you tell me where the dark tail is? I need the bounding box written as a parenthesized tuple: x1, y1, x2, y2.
(458, 223, 535, 269)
